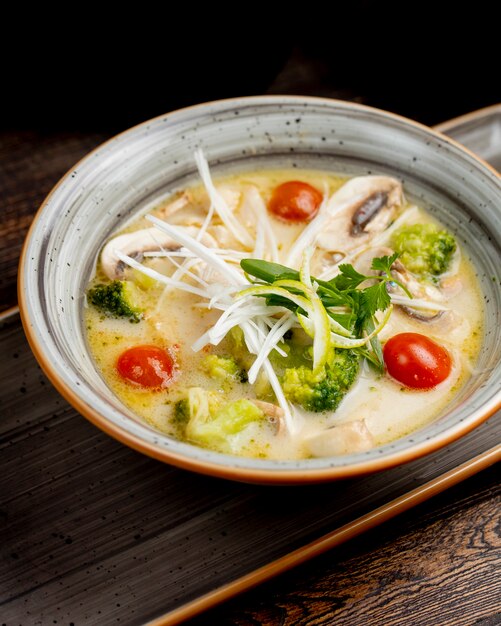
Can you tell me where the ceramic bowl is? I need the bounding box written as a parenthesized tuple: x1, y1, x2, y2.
(19, 96, 501, 484)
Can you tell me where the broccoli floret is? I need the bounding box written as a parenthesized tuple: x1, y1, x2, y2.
(173, 399, 190, 425)
(179, 388, 265, 452)
(208, 399, 264, 435)
(392, 223, 456, 276)
(87, 280, 143, 323)
(282, 348, 359, 412)
(203, 354, 240, 380)
(202, 354, 248, 384)
(171, 399, 190, 436)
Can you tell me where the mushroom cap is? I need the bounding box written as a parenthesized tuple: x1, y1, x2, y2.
(101, 226, 216, 279)
(316, 176, 403, 253)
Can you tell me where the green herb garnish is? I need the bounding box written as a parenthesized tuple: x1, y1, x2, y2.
(240, 252, 410, 372)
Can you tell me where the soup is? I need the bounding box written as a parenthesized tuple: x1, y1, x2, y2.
(85, 153, 483, 460)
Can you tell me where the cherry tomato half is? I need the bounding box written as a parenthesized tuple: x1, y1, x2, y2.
(268, 181, 323, 222)
(383, 332, 452, 389)
(117, 345, 176, 389)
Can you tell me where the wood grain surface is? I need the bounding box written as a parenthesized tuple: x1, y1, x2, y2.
(1, 309, 498, 624)
(0, 130, 107, 311)
(1, 126, 500, 626)
(186, 464, 500, 626)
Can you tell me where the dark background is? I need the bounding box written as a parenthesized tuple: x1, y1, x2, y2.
(2, 3, 498, 132)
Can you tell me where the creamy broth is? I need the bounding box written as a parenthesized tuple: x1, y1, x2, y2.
(85, 166, 483, 460)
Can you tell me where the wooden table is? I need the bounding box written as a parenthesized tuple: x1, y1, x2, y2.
(1, 127, 500, 626)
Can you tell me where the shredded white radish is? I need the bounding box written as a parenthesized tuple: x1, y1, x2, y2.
(160, 256, 210, 289)
(243, 186, 279, 263)
(209, 306, 288, 346)
(241, 322, 295, 433)
(196, 198, 214, 242)
(204, 298, 254, 342)
(390, 295, 450, 311)
(115, 251, 213, 299)
(208, 285, 244, 309)
(142, 214, 295, 432)
(285, 186, 330, 267)
(253, 214, 265, 260)
(248, 314, 295, 384)
(147, 215, 243, 284)
(194, 149, 254, 248)
(146, 228, 198, 289)
(144, 248, 247, 259)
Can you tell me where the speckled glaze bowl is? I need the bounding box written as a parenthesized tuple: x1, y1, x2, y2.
(19, 97, 501, 484)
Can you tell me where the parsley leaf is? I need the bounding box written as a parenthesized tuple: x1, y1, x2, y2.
(360, 282, 391, 316)
(371, 252, 400, 275)
(332, 264, 367, 290)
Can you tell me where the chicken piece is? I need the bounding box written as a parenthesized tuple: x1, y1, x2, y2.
(305, 419, 375, 456)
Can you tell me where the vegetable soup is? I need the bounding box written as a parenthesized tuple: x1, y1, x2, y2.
(85, 153, 483, 460)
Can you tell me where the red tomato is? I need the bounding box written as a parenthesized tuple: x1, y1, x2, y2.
(117, 345, 176, 389)
(383, 333, 452, 389)
(268, 181, 323, 222)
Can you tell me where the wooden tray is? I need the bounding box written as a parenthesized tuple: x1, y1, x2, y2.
(1, 107, 500, 626)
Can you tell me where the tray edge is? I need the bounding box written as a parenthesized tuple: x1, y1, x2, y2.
(148, 445, 501, 626)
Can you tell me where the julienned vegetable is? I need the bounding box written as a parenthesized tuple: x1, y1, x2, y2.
(391, 223, 456, 276)
(87, 280, 143, 322)
(240, 252, 409, 372)
(84, 156, 482, 460)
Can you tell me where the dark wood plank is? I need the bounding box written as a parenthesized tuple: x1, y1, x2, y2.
(0, 130, 108, 311)
(0, 311, 499, 625)
(187, 464, 501, 626)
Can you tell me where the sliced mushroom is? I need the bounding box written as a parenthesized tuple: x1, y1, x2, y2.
(391, 259, 444, 300)
(250, 399, 285, 435)
(397, 305, 444, 323)
(316, 176, 404, 254)
(305, 419, 375, 457)
(387, 259, 448, 322)
(101, 226, 216, 280)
